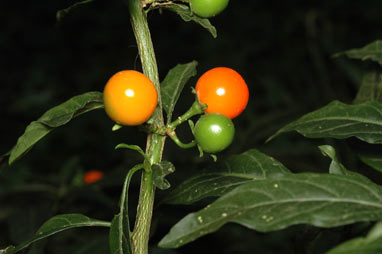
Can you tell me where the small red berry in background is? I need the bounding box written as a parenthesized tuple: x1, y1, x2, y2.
(83, 170, 104, 184)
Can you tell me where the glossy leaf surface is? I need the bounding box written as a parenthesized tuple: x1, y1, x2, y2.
(268, 100, 382, 144)
(159, 173, 382, 248)
(9, 92, 103, 165)
(3, 214, 109, 254)
(164, 149, 290, 205)
(161, 61, 198, 123)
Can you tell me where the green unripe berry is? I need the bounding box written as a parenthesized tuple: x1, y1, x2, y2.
(190, 0, 229, 18)
(193, 113, 235, 153)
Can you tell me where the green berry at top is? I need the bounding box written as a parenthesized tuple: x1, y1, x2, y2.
(190, 0, 229, 18)
(193, 113, 235, 153)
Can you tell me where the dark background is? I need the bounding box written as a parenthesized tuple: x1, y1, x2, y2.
(1, 0, 382, 253)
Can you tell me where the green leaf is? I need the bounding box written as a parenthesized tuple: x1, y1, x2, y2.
(3, 214, 109, 254)
(115, 144, 147, 159)
(333, 40, 382, 65)
(159, 173, 382, 249)
(9, 91, 103, 165)
(112, 123, 123, 131)
(319, 145, 355, 176)
(327, 222, 382, 254)
(152, 161, 176, 190)
(149, 3, 217, 38)
(109, 215, 132, 254)
(267, 100, 382, 144)
(164, 149, 290, 205)
(109, 165, 142, 254)
(354, 72, 382, 104)
(161, 61, 198, 123)
(57, 0, 95, 22)
(359, 154, 382, 172)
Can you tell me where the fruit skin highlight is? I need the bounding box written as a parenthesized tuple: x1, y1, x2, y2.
(190, 0, 229, 18)
(195, 67, 249, 119)
(103, 70, 158, 126)
(193, 113, 235, 153)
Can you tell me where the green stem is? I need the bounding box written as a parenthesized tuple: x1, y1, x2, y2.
(167, 131, 196, 149)
(126, 0, 166, 253)
(168, 100, 205, 129)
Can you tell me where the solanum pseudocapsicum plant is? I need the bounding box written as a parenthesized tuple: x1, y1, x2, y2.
(2, 0, 382, 253)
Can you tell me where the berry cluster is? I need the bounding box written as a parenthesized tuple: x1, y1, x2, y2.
(102, 67, 248, 154)
(194, 67, 248, 153)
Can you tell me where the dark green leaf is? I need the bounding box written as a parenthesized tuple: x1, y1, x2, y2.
(268, 100, 382, 144)
(333, 40, 382, 65)
(161, 61, 198, 123)
(38, 91, 103, 127)
(159, 173, 382, 248)
(4, 214, 109, 254)
(152, 161, 176, 190)
(109, 215, 132, 254)
(354, 72, 382, 104)
(327, 222, 382, 254)
(57, 0, 95, 22)
(359, 155, 382, 172)
(109, 165, 142, 254)
(9, 92, 103, 165)
(319, 145, 355, 176)
(115, 144, 147, 159)
(149, 3, 217, 38)
(164, 149, 290, 205)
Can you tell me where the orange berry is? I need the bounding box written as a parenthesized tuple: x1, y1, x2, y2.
(195, 67, 249, 119)
(103, 70, 158, 126)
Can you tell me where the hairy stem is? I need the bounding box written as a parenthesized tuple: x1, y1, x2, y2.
(126, 0, 166, 253)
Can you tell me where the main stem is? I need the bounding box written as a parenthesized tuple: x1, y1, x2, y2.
(127, 0, 165, 253)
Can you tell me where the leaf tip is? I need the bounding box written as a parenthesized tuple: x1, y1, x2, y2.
(157, 236, 179, 249)
(112, 123, 123, 131)
(265, 133, 278, 143)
